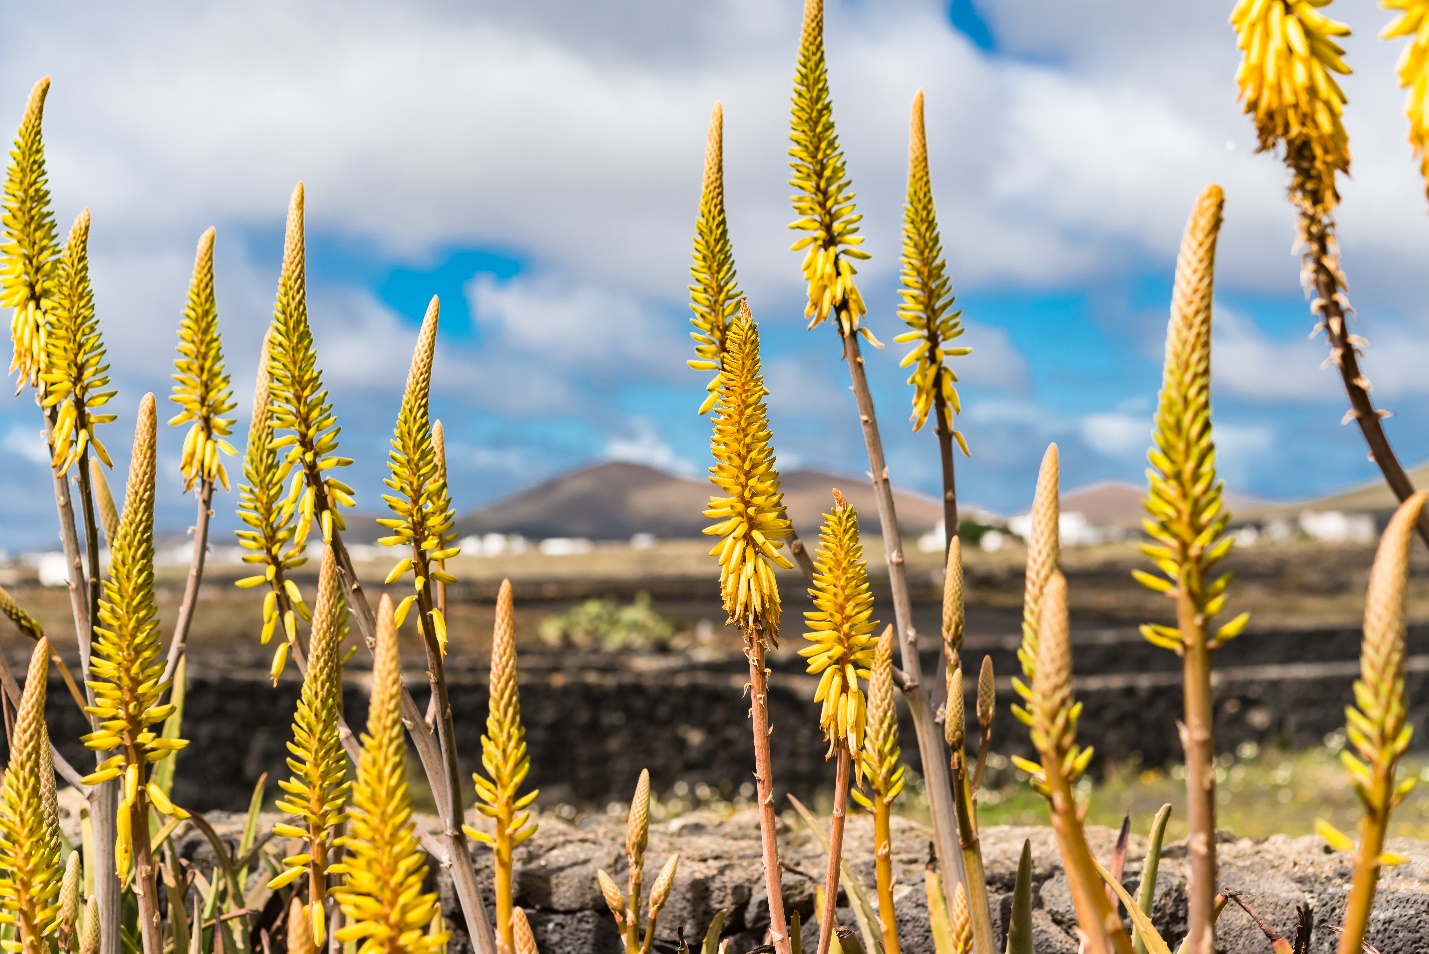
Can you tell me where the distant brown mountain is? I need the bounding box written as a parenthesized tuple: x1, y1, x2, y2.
(452, 461, 949, 541)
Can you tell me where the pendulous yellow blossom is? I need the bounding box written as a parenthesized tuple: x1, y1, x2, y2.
(688, 103, 743, 416)
(2, 78, 59, 392)
(0, 640, 65, 954)
(80, 393, 189, 878)
(800, 490, 878, 755)
(334, 594, 445, 954)
(376, 296, 458, 648)
(896, 90, 970, 441)
(169, 227, 236, 493)
(41, 210, 115, 474)
(703, 302, 793, 647)
(1230, 0, 1352, 208)
(267, 183, 354, 549)
(235, 328, 308, 678)
(1136, 185, 1249, 653)
(788, 0, 872, 339)
(1382, 0, 1429, 202)
(270, 547, 350, 944)
(465, 580, 537, 953)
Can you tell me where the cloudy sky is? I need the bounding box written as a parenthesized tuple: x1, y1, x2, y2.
(3, 0, 1429, 548)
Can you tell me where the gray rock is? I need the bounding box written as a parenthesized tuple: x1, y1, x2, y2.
(171, 811, 1429, 953)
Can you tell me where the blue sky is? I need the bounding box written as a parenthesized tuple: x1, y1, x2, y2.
(3, 0, 1429, 549)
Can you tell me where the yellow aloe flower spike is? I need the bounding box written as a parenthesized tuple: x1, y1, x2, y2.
(377, 297, 458, 652)
(2, 78, 59, 392)
(1138, 185, 1246, 652)
(1013, 573, 1134, 954)
(80, 393, 189, 878)
(41, 209, 115, 474)
(269, 546, 351, 944)
(800, 489, 878, 757)
(334, 594, 446, 954)
(1383, 0, 1429, 202)
(170, 227, 236, 493)
(465, 579, 538, 953)
(91, 457, 119, 546)
(787, 0, 872, 340)
(1011, 444, 1060, 727)
(511, 909, 539, 954)
(1317, 492, 1428, 954)
(267, 183, 354, 549)
(1230, 0, 1352, 209)
(286, 894, 317, 954)
(895, 90, 970, 442)
(56, 852, 80, 953)
(0, 584, 43, 641)
(688, 103, 743, 416)
(235, 328, 309, 678)
(0, 639, 66, 954)
(77, 897, 98, 954)
(703, 301, 794, 647)
(851, 628, 904, 954)
(1137, 186, 1245, 953)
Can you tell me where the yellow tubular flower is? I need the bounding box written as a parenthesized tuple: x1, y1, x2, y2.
(688, 103, 743, 416)
(465, 580, 538, 953)
(267, 183, 354, 549)
(334, 595, 445, 954)
(286, 894, 317, 954)
(270, 547, 350, 945)
(1011, 444, 1060, 728)
(1383, 0, 1429, 202)
(1317, 493, 1428, 954)
(170, 227, 236, 492)
(703, 302, 793, 647)
(788, 0, 872, 338)
(895, 90, 970, 441)
(235, 328, 308, 678)
(41, 209, 115, 473)
(1137, 185, 1249, 653)
(376, 297, 458, 648)
(0, 640, 65, 954)
(80, 394, 189, 878)
(800, 490, 878, 755)
(2, 78, 59, 391)
(1230, 0, 1352, 208)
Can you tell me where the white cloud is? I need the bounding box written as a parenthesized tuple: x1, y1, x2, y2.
(603, 418, 698, 477)
(1079, 411, 1148, 460)
(2, 422, 49, 465)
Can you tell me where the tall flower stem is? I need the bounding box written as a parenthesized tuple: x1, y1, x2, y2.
(413, 577, 488, 952)
(1179, 592, 1216, 954)
(1301, 208, 1429, 546)
(816, 743, 852, 954)
(747, 635, 791, 954)
(130, 791, 163, 954)
(162, 480, 215, 683)
(841, 330, 966, 916)
(42, 404, 120, 954)
(933, 389, 958, 554)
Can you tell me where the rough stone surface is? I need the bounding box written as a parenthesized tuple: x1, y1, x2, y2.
(135, 807, 1429, 953)
(499, 815, 1429, 954)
